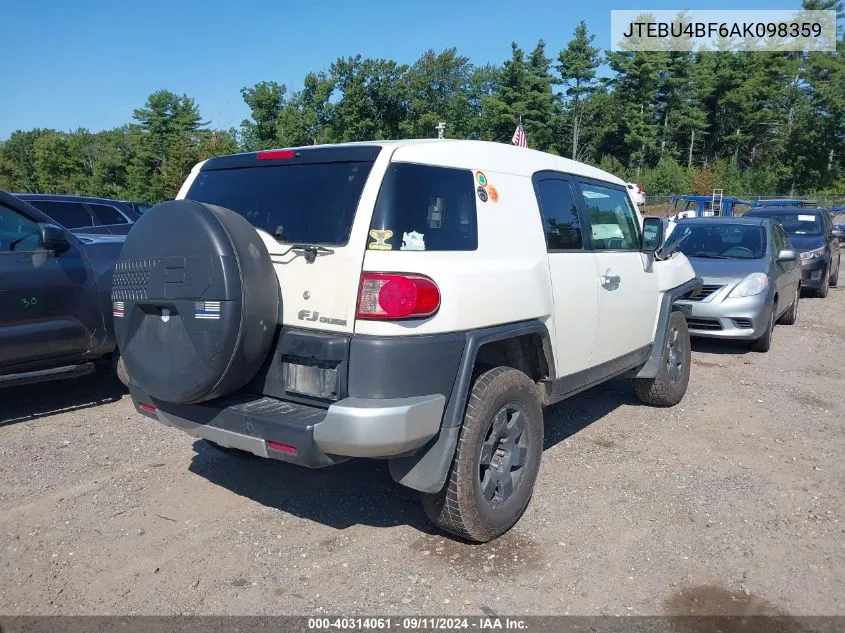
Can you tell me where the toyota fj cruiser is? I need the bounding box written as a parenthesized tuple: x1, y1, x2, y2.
(114, 140, 700, 542)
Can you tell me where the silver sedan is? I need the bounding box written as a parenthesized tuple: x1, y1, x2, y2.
(667, 217, 802, 352)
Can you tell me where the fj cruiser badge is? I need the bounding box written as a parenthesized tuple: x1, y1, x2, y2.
(368, 229, 394, 250)
(297, 310, 347, 326)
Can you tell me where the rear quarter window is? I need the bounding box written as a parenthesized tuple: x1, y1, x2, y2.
(369, 163, 477, 252)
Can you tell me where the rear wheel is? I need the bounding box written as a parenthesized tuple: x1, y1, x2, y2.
(113, 352, 130, 388)
(750, 306, 775, 353)
(420, 367, 543, 543)
(778, 284, 799, 326)
(634, 311, 690, 407)
(816, 266, 830, 298)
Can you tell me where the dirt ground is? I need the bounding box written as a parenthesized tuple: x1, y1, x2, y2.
(1, 287, 843, 618)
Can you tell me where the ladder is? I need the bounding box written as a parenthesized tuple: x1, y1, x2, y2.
(711, 189, 724, 216)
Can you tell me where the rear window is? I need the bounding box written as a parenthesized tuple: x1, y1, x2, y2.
(186, 161, 374, 245)
(369, 163, 477, 252)
(89, 203, 128, 225)
(28, 200, 94, 229)
(745, 211, 823, 236)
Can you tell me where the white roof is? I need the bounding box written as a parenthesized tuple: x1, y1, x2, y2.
(279, 139, 626, 184)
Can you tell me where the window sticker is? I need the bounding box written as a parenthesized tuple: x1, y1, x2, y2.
(476, 171, 488, 187)
(487, 186, 499, 203)
(400, 231, 426, 251)
(798, 214, 816, 222)
(477, 186, 488, 203)
(368, 228, 394, 250)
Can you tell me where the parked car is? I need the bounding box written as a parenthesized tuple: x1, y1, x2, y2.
(0, 189, 129, 388)
(835, 224, 845, 245)
(669, 217, 801, 352)
(743, 207, 841, 298)
(113, 140, 700, 542)
(626, 182, 645, 205)
(14, 194, 150, 236)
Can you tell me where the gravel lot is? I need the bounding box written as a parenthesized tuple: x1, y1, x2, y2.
(1, 286, 843, 618)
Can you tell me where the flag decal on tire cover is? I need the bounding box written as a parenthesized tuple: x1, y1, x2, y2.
(195, 301, 221, 320)
(112, 301, 125, 318)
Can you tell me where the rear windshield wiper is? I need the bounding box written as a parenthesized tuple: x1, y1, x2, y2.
(278, 243, 335, 263)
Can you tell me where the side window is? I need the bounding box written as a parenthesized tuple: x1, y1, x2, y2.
(577, 182, 640, 250)
(370, 163, 477, 251)
(0, 203, 43, 252)
(28, 200, 93, 229)
(88, 203, 128, 225)
(534, 178, 583, 250)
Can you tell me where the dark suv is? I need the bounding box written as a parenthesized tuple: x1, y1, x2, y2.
(0, 189, 128, 388)
(15, 194, 151, 236)
(743, 207, 841, 298)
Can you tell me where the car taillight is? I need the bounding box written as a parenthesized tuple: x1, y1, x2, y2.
(638, 185, 645, 195)
(356, 273, 440, 320)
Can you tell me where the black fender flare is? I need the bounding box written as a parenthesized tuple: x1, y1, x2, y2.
(388, 320, 554, 493)
(635, 276, 702, 379)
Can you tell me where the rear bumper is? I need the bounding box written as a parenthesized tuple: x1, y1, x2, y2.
(131, 385, 445, 467)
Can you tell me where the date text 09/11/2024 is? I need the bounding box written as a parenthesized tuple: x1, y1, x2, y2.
(307, 617, 529, 630)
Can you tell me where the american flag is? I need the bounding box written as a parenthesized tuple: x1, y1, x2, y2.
(511, 121, 527, 148)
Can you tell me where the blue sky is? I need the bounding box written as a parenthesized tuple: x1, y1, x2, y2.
(2, 0, 801, 140)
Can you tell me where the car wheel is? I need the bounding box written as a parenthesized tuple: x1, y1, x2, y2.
(113, 352, 130, 388)
(750, 306, 775, 353)
(778, 284, 799, 325)
(420, 367, 543, 543)
(830, 257, 839, 287)
(634, 311, 690, 407)
(816, 266, 830, 298)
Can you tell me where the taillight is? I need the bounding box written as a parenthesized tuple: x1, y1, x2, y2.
(257, 149, 295, 160)
(357, 273, 440, 320)
(637, 185, 645, 194)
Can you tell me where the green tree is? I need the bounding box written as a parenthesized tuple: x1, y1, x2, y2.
(558, 21, 601, 159)
(240, 81, 287, 150)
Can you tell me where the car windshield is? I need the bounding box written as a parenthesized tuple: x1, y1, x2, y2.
(662, 223, 767, 259)
(745, 211, 823, 236)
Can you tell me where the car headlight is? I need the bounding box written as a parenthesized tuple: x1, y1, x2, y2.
(729, 273, 769, 298)
(799, 246, 825, 261)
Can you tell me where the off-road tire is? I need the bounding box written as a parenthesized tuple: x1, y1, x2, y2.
(114, 352, 130, 388)
(816, 266, 830, 298)
(634, 310, 690, 407)
(830, 257, 839, 287)
(420, 367, 543, 543)
(750, 306, 775, 353)
(778, 284, 799, 325)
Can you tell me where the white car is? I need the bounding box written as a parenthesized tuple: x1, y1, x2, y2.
(627, 182, 646, 205)
(113, 140, 699, 542)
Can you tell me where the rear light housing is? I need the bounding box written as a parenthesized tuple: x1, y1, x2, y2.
(257, 149, 295, 160)
(357, 273, 440, 320)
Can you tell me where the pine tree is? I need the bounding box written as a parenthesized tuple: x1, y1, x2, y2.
(558, 21, 601, 159)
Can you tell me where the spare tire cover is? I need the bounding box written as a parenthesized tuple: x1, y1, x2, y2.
(112, 200, 279, 404)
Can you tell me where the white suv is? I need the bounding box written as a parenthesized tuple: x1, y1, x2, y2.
(113, 140, 700, 542)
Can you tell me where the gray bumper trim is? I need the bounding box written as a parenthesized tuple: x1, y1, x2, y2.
(315, 394, 446, 458)
(161, 415, 270, 458)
